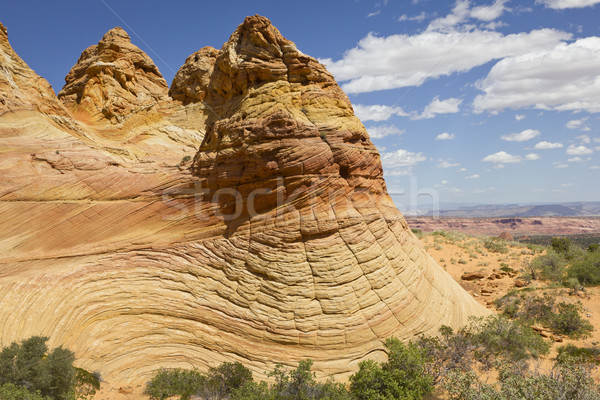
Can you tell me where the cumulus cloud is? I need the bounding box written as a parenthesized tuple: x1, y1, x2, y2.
(515, 114, 526, 121)
(535, 141, 564, 149)
(568, 156, 585, 162)
(525, 153, 541, 160)
(482, 151, 522, 165)
(381, 149, 427, 175)
(428, 0, 509, 31)
(466, 174, 480, 179)
(566, 117, 591, 131)
(321, 28, 569, 94)
(353, 104, 409, 121)
(536, 0, 600, 9)
(413, 97, 462, 119)
(436, 132, 455, 140)
(566, 144, 593, 155)
(367, 10, 381, 18)
(474, 37, 600, 113)
(366, 124, 406, 139)
(501, 129, 541, 142)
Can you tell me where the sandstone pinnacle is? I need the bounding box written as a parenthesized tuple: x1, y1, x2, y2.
(58, 26, 170, 124)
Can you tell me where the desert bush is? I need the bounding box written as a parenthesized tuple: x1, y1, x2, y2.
(444, 361, 600, 400)
(551, 237, 572, 256)
(548, 303, 594, 339)
(483, 237, 508, 254)
(267, 359, 349, 400)
(350, 338, 433, 400)
(0, 336, 95, 400)
(529, 250, 567, 282)
(144, 369, 205, 400)
(410, 228, 423, 239)
(568, 251, 600, 286)
(469, 315, 549, 369)
(0, 383, 51, 400)
(556, 344, 600, 366)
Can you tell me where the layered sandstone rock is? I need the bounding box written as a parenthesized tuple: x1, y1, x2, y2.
(58, 27, 170, 123)
(0, 15, 487, 389)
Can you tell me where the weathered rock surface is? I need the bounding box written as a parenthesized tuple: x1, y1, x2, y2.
(58, 27, 170, 123)
(0, 15, 487, 389)
(169, 46, 218, 104)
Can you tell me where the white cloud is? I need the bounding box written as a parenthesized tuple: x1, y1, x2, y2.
(353, 104, 409, 121)
(466, 174, 480, 179)
(535, 141, 564, 149)
(537, 0, 600, 9)
(515, 114, 526, 121)
(566, 144, 593, 155)
(321, 28, 569, 94)
(435, 132, 455, 140)
(590, 165, 600, 169)
(566, 117, 590, 130)
(438, 160, 461, 168)
(555, 163, 569, 168)
(398, 12, 427, 22)
(458, 167, 467, 172)
(525, 153, 541, 160)
(474, 37, 600, 113)
(576, 135, 591, 144)
(428, 0, 509, 31)
(413, 97, 462, 119)
(367, 11, 381, 18)
(367, 124, 406, 139)
(482, 151, 522, 165)
(501, 129, 541, 142)
(568, 156, 585, 162)
(381, 149, 427, 175)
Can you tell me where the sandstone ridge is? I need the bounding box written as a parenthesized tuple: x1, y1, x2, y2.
(0, 15, 488, 388)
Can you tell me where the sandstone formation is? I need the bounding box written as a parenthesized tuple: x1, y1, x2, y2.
(0, 15, 487, 389)
(58, 27, 170, 124)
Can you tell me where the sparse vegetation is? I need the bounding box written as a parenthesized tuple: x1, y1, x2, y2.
(0, 336, 99, 400)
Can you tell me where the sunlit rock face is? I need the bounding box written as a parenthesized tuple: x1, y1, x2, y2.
(0, 16, 487, 387)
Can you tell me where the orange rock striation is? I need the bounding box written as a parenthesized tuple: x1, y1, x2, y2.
(0, 16, 487, 387)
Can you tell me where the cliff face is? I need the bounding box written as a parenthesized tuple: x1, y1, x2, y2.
(0, 16, 487, 387)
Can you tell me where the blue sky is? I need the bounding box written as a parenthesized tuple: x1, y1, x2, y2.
(2, 0, 599, 208)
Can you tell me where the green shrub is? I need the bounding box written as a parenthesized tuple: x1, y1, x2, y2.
(588, 243, 599, 253)
(444, 361, 600, 400)
(266, 359, 349, 400)
(568, 251, 600, 286)
(529, 250, 567, 282)
(144, 369, 205, 400)
(548, 303, 594, 339)
(556, 344, 600, 366)
(350, 338, 433, 400)
(551, 237, 572, 256)
(0, 383, 51, 400)
(483, 237, 508, 254)
(469, 315, 550, 369)
(0, 336, 92, 400)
